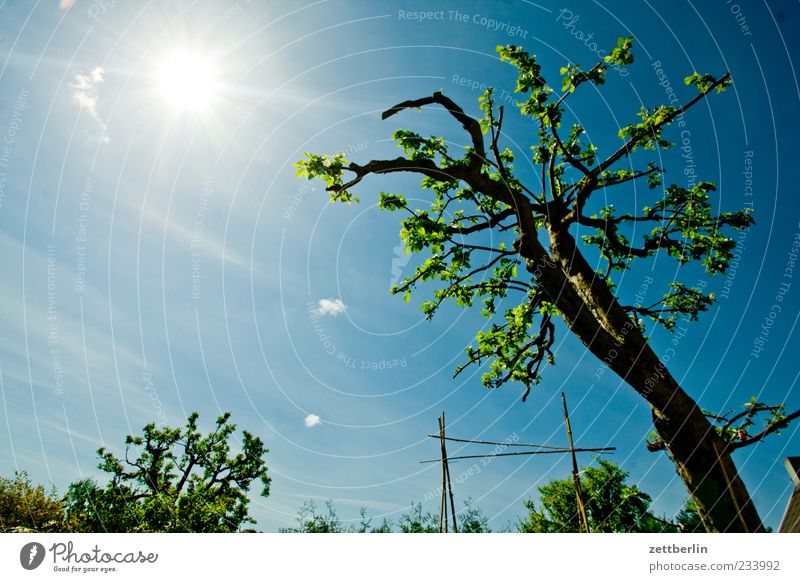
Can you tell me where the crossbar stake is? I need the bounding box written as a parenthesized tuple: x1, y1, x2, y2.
(441, 413, 458, 532)
(438, 416, 448, 532)
(563, 392, 590, 533)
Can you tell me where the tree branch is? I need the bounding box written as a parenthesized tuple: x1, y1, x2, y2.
(597, 166, 662, 189)
(731, 408, 800, 450)
(594, 73, 731, 176)
(382, 91, 486, 170)
(550, 119, 592, 178)
(447, 208, 517, 236)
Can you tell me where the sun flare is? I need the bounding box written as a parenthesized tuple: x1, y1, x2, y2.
(155, 51, 219, 112)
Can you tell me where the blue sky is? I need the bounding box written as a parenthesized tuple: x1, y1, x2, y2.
(1, 0, 799, 531)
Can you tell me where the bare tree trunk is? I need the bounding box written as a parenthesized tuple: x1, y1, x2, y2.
(515, 215, 764, 532)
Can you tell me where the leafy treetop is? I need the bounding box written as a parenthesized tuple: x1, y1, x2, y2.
(296, 40, 746, 400)
(64, 412, 270, 532)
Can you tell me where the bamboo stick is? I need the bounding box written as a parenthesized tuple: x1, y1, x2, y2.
(426, 434, 565, 449)
(419, 446, 615, 464)
(442, 413, 458, 533)
(438, 416, 447, 533)
(563, 392, 590, 533)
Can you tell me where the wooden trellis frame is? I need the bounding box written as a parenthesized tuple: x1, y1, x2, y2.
(424, 392, 614, 533)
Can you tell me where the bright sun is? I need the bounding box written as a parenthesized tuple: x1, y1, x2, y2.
(156, 51, 219, 112)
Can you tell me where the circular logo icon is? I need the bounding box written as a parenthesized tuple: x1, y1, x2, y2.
(20, 542, 46, 570)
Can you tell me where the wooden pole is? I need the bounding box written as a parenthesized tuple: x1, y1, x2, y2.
(562, 392, 590, 533)
(438, 416, 447, 532)
(441, 413, 458, 533)
(419, 447, 615, 464)
(426, 434, 566, 449)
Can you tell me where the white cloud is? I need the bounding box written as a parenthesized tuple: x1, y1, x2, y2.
(304, 414, 321, 428)
(314, 298, 346, 317)
(71, 68, 104, 115)
(70, 67, 109, 142)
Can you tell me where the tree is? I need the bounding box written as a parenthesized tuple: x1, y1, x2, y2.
(64, 412, 270, 532)
(281, 500, 394, 533)
(396, 502, 440, 533)
(296, 40, 800, 532)
(282, 499, 485, 532)
(357, 506, 393, 533)
(458, 497, 491, 532)
(675, 499, 704, 533)
(395, 499, 491, 532)
(281, 499, 347, 533)
(518, 459, 677, 532)
(0, 471, 77, 532)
